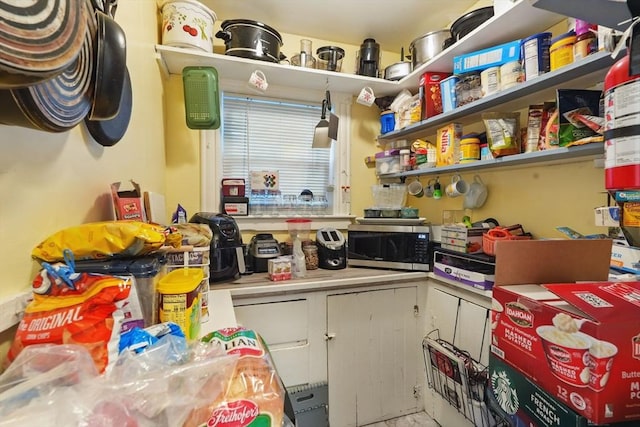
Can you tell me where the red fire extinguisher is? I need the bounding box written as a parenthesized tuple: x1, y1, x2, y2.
(605, 1, 640, 190)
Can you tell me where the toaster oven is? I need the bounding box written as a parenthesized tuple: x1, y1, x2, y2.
(347, 224, 432, 271)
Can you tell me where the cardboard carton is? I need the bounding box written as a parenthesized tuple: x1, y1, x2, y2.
(489, 239, 640, 424)
(111, 180, 146, 222)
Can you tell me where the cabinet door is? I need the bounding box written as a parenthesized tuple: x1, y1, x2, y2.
(425, 288, 460, 343)
(327, 287, 418, 427)
(234, 299, 310, 387)
(454, 300, 489, 364)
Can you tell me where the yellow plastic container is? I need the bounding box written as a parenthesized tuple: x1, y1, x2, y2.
(157, 267, 204, 340)
(460, 135, 480, 163)
(550, 32, 576, 71)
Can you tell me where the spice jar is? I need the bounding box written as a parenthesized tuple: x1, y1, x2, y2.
(302, 241, 319, 270)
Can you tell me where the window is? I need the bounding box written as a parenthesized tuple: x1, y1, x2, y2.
(200, 82, 352, 230)
(221, 94, 331, 199)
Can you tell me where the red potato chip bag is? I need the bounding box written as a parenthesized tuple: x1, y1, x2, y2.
(6, 272, 133, 374)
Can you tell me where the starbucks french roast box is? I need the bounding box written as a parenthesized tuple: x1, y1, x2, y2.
(489, 239, 640, 424)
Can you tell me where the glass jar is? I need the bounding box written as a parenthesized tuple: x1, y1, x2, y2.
(312, 194, 329, 215)
(302, 241, 319, 270)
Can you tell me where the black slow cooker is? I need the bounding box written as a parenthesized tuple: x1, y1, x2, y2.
(215, 19, 284, 63)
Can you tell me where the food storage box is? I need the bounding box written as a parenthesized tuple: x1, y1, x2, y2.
(453, 39, 522, 74)
(268, 256, 292, 281)
(488, 239, 640, 425)
(221, 178, 245, 197)
(419, 71, 450, 119)
(440, 75, 459, 113)
(375, 149, 401, 175)
(441, 225, 485, 254)
(432, 248, 496, 290)
(436, 123, 462, 166)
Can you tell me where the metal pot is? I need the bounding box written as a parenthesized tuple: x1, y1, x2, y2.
(384, 61, 412, 81)
(409, 29, 451, 69)
(450, 6, 494, 41)
(215, 19, 284, 63)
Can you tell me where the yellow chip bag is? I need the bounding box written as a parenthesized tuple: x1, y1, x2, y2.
(32, 220, 171, 262)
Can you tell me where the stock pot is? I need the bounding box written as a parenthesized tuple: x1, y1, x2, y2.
(409, 29, 450, 69)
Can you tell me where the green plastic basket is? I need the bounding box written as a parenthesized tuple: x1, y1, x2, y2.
(182, 66, 220, 129)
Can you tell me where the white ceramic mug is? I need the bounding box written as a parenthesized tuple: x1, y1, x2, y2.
(446, 174, 468, 197)
(248, 70, 268, 91)
(407, 179, 424, 198)
(356, 86, 375, 107)
(424, 179, 437, 197)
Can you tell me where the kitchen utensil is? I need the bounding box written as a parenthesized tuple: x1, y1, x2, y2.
(409, 29, 450, 69)
(313, 99, 331, 148)
(384, 47, 412, 81)
(407, 179, 424, 198)
(326, 90, 339, 140)
(182, 66, 220, 129)
(0, 0, 87, 88)
(0, 6, 96, 132)
(160, 0, 217, 53)
(356, 86, 375, 107)
(316, 46, 345, 72)
(291, 39, 316, 68)
(87, 10, 127, 120)
(85, 67, 132, 146)
(446, 174, 468, 197)
(450, 6, 494, 42)
(463, 175, 488, 209)
(216, 19, 285, 63)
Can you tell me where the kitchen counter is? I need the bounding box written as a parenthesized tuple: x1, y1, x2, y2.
(209, 267, 428, 298)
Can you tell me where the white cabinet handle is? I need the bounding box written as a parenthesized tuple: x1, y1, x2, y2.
(324, 332, 336, 341)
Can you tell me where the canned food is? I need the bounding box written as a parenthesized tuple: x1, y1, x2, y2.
(480, 66, 501, 97)
(521, 32, 551, 80)
(550, 31, 576, 71)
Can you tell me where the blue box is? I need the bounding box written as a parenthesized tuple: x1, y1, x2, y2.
(440, 75, 459, 113)
(453, 39, 521, 74)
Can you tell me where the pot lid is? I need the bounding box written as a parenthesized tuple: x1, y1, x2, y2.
(0, 0, 87, 79)
(220, 19, 282, 43)
(450, 6, 494, 38)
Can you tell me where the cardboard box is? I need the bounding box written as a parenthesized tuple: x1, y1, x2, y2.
(111, 180, 146, 221)
(453, 39, 521, 74)
(595, 206, 620, 227)
(488, 239, 640, 424)
(222, 196, 249, 216)
(419, 71, 450, 120)
(268, 257, 292, 281)
(489, 355, 605, 427)
(436, 123, 462, 167)
(610, 240, 640, 273)
(441, 225, 484, 254)
(221, 178, 245, 197)
(433, 249, 495, 291)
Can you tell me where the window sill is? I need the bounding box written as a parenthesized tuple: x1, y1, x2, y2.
(232, 215, 355, 232)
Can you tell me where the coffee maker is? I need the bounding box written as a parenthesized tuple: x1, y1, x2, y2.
(190, 212, 245, 282)
(357, 38, 380, 78)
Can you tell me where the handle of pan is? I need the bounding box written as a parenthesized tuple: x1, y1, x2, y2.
(321, 99, 327, 120)
(325, 90, 332, 111)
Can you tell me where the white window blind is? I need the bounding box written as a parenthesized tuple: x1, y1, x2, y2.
(221, 94, 331, 197)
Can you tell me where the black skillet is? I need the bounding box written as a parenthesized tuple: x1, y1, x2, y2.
(85, 66, 132, 146)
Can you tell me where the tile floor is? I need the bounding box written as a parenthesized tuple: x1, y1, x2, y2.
(361, 411, 440, 427)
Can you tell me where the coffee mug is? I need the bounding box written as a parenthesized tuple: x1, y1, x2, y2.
(446, 174, 468, 197)
(356, 86, 375, 107)
(424, 179, 437, 197)
(248, 69, 268, 91)
(407, 179, 424, 198)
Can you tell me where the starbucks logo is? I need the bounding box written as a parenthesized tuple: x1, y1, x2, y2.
(491, 370, 519, 415)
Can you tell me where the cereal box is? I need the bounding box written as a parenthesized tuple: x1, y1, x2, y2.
(436, 123, 462, 166)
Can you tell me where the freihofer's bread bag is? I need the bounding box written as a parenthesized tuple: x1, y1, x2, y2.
(185, 327, 285, 427)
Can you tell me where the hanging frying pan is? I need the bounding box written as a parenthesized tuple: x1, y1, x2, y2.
(87, 9, 127, 120)
(0, 0, 87, 88)
(85, 66, 132, 146)
(0, 2, 96, 132)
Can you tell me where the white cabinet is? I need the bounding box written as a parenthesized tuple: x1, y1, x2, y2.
(422, 280, 492, 427)
(326, 286, 420, 427)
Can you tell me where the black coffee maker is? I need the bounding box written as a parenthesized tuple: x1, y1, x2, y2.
(190, 212, 245, 282)
(357, 38, 380, 78)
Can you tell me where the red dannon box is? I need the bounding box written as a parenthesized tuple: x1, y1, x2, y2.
(489, 239, 640, 425)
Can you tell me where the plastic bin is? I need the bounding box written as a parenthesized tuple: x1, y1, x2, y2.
(74, 254, 167, 327)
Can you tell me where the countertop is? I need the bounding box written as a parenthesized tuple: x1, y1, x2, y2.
(209, 267, 428, 298)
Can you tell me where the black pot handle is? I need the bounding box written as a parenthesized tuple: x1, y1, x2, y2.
(215, 30, 231, 42)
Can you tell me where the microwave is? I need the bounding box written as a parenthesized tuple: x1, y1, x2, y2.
(347, 223, 432, 271)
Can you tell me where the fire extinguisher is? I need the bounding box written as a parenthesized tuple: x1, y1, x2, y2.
(605, 0, 640, 190)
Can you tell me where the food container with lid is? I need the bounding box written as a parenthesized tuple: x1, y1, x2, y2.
(157, 267, 204, 341)
(161, 0, 217, 53)
(550, 31, 576, 71)
(521, 32, 551, 80)
(375, 149, 401, 175)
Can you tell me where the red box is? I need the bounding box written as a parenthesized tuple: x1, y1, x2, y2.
(489, 239, 640, 425)
(221, 178, 245, 197)
(419, 71, 450, 120)
(111, 180, 146, 221)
